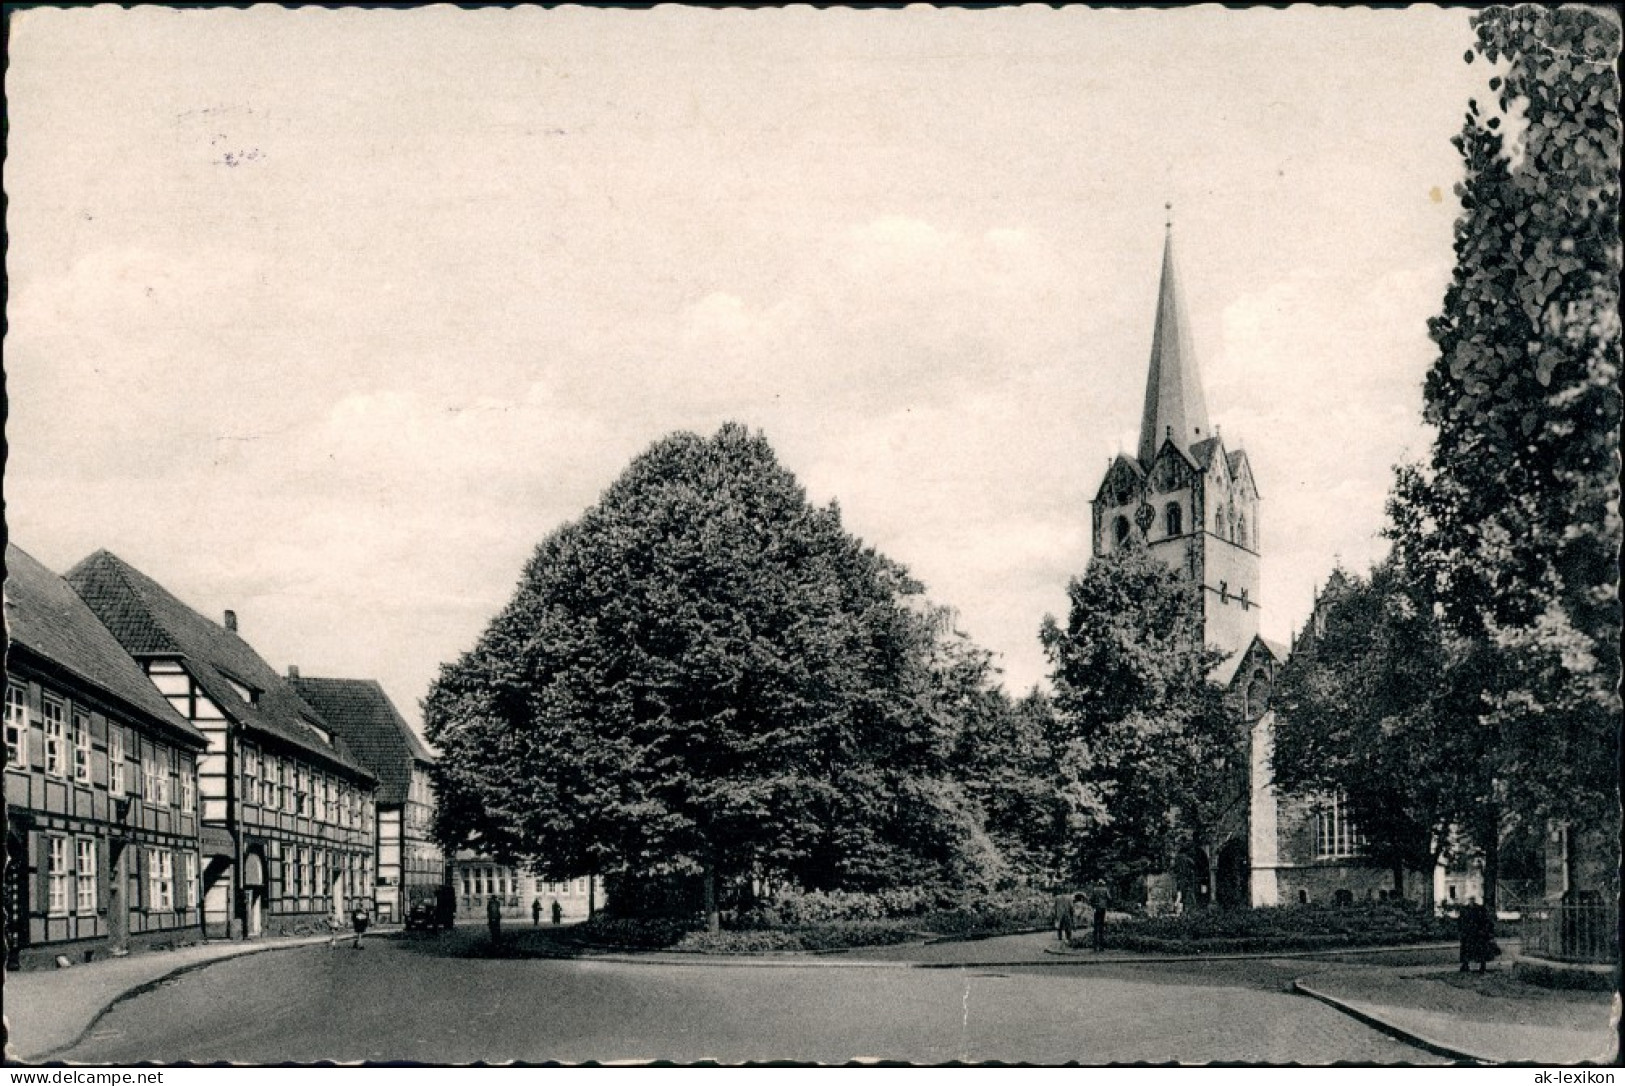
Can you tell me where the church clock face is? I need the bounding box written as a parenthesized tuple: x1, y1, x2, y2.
(1134, 502, 1155, 534)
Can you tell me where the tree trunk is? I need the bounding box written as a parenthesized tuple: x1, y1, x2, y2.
(703, 865, 720, 934)
(1392, 863, 1405, 900)
(1481, 814, 1500, 913)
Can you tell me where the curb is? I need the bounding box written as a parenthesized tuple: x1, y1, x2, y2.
(1290, 979, 1485, 1063)
(1040, 941, 1461, 965)
(522, 940, 1460, 972)
(21, 935, 332, 1064)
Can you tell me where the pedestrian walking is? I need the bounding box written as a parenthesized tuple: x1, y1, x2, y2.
(532, 898, 543, 927)
(551, 899, 564, 925)
(1458, 898, 1498, 972)
(1089, 881, 1112, 952)
(1052, 889, 1075, 943)
(487, 894, 503, 944)
(350, 905, 370, 949)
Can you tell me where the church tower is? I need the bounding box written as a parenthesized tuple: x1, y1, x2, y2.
(1090, 224, 1262, 662)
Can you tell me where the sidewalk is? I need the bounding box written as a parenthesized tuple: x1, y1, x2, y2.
(1294, 961, 1619, 1065)
(5, 933, 339, 1063)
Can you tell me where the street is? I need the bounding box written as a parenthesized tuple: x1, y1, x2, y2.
(58, 931, 1443, 1064)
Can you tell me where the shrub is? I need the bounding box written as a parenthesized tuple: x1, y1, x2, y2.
(1084, 900, 1453, 954)
(576, 915, 697, 949)
(674, 929, 807, 954)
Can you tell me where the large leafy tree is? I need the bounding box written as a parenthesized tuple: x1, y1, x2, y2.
(425, 424, 986, 930)
(1389, 5, 1620, 838)
(1039, 540, 1238, 890)
(951, 682, 1069, 887)
(1270, 563, 1490, 902)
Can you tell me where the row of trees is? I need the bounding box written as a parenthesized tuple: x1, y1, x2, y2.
(1273, 6, 1620, 904)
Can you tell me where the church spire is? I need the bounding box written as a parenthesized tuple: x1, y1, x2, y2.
(1137, 218, 1211, 464)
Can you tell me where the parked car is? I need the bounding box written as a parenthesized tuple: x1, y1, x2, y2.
(405, 898, 451, 933)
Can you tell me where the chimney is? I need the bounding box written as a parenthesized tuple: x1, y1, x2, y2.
(223, 609, 238, 633)
(287, 665, 300, 679)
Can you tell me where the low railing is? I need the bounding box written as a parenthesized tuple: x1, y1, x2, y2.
(1520, 903, 1619, 965)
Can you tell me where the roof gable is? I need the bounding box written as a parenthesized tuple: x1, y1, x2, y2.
(65, 551, 374, 782)
(1093, 454, 1146, 507)
(6, 544, 206, 747)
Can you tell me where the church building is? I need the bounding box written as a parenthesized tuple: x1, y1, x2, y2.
(1090, 224, 1418, 910)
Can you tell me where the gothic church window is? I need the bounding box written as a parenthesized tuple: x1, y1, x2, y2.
(1113, 516, 1130, 546)
(1314, 794, 1366, 859)
(1164, 502, 1182, 537)
(1237, 513, 1249, 550)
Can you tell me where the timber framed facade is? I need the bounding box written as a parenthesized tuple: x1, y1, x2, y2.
(5, 544, 210, 969)
(289, 675, 445, 923)
(66, 551, 377, 940)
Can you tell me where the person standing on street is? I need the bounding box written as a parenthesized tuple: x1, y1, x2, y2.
(1458, 898, 1497, 972)
(487, 893, 503, 944)
(532, 898, 543, 927)
(1053, 889, 1075, 943)
(1089, 881, 1112, 952)
(551, 899, 564, 925)
(351, 904, 371, 949)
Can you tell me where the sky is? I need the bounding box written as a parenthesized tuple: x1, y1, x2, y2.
(6, 5, 1494, 730)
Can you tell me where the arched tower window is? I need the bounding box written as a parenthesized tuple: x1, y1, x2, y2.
(1164, 502, 1182, 537)
(1237, 513, 1249, 550)
(1113, 516, 1130, 546)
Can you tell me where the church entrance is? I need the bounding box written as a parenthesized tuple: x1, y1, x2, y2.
(1216, 839, 1249, 910)
(1191, 848, 1213, 910)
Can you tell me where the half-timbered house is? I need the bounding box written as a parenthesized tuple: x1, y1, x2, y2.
(67, 551, 378, 939)
(5, 544, 210, 968)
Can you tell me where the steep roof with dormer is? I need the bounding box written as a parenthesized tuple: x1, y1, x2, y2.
(66, 550, 375, 784)
(1138, 229, 1213, 465)
(288, 676, 434, 807)
(5, 543, 206, 749)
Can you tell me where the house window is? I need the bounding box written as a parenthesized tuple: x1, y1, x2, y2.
(1164, 502, 1182, 537)
(240, 745, 255, 802)
(179, 758, 195, 812)
(43, 698, 67, 777)
(148, 848, 174, 911)
(144, 748, 171, 805)
(262, 755, 278, 808)
(48, 836, 70, 914)
(109, 727, 126, 795)
(282, 760, 295, 813)
(183, 853, 197, 911)
(5, 684, 27, 767)
(72, 711, 92, 783)
(1314, 794, 1366, 859)
(76, 838, 97, 913)
(1113, 516, 1130, 546)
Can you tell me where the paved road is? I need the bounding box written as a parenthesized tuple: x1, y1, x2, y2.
(59, 935, 1442, 1064)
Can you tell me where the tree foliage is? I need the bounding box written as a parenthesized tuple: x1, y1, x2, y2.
(1270, 564, 1491, 895)
(1389, 5, 1621, 831)
(1039, 540, 1239, 888)
(424, 424, 1005, 925)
